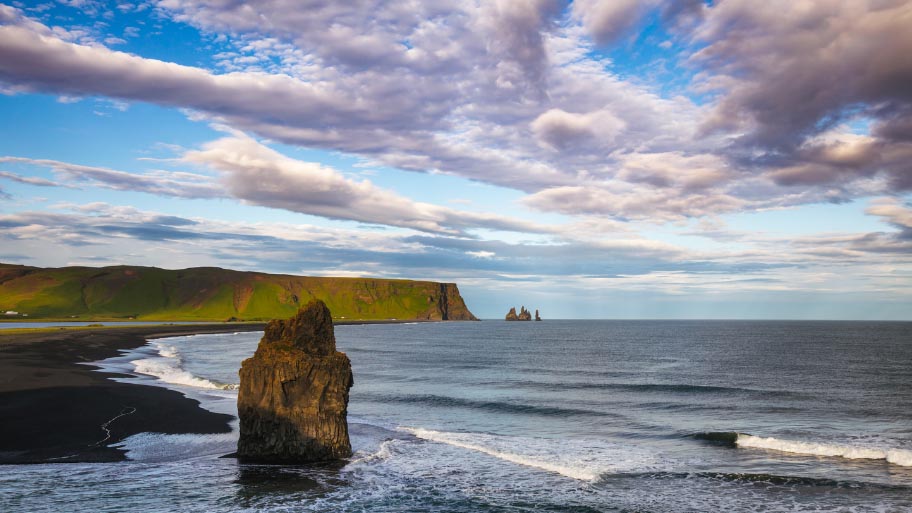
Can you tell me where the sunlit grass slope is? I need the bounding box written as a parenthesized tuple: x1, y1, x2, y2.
(0, 263, 477, 322)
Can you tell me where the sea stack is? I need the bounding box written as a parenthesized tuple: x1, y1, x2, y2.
(505, 306, 534, 321)
(237, 300, 353, 462)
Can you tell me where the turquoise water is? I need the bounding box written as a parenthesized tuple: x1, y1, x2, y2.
(2, 320, 911, 512)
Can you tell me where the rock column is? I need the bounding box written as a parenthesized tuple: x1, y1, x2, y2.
(237, 300, 353, 462)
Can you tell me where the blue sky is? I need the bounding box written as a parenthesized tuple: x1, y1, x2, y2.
(1, 0, 911, 319)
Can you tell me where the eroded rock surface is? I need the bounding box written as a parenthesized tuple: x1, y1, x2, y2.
(237, 300, 353, 462)
(505, 306, 535, 321)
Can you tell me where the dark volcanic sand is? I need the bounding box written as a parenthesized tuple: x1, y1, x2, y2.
(0, 324, 265, 464)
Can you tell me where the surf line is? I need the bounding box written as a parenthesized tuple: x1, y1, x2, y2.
(90, 406, 137, 447)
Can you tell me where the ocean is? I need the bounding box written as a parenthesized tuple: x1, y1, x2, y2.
(3, 320, 911, 512)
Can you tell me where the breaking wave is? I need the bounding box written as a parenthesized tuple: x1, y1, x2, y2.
(401, 427, 667, 481)
(737, 434, 912, 467)
(130, 341, 239, 391)
(690, 432, 912, 467)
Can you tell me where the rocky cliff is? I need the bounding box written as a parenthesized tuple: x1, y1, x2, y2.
(505, 306, 534, 321)
(0, 263, 478, 321)
(237, 300, 353, 463)
(422, 283, 479, 321)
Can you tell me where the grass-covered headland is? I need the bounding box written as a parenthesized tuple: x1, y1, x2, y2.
(0, 263, 477, 322)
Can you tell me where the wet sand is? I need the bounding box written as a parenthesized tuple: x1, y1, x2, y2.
(0, 324, 265, 464)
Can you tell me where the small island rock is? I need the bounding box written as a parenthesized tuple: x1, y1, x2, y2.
(237, 300, 353, 462)
(518, 306, 532, 321)
(505, 305, 536, 321)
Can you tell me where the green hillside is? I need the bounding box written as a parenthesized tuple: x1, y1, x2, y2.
(0, 263, 478, 322)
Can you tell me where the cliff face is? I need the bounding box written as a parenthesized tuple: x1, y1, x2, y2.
(420, 283, 478, 321)
(237, 300, 353, 462)
(0, 263, 478, 321)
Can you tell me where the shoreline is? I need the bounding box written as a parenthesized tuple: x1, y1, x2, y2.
(0, 323, 267, 464)
(0, 318, 454, 464)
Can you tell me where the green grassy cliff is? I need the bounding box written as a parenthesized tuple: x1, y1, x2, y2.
(0, 263, 478, 322)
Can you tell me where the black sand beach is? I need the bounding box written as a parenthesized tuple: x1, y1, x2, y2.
(0, 324, 265, 464)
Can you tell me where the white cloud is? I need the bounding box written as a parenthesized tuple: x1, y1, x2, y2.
(530, 108, 626, 151)
(0, 0, 910, 310)
(0, 3, 735, 221)
(866, 197, 912, 232)
(466, 250, 496, 259)
(0, 156, 222, 198)
(0, 170, 66, 187)
(571, 0, 659, 45)
(182, 133, 554, 235)
(2, 135, 554, 236)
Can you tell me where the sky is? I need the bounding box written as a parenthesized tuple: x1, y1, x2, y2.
(0, 0, 911, 320)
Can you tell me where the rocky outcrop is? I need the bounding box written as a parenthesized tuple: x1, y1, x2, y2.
(422, 283, 479, 321)
(505, 306, 534, 321)
(237, 300, 353, 463)
(535, 309, 541, 321)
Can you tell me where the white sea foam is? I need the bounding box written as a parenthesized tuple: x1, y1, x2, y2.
(401, 427, 668, 481)
(130, 341, 238, 390)
(737, 434, 912, 467)
(405, 428, 599, 480)
(346, 439, 398, 467)
(111, 430, 238, 462)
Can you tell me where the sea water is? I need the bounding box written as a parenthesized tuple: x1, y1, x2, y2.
(2, 320, 911, 512)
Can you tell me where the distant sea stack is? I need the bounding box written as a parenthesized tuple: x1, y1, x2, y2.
(237, 300, 353, 463)
(505, 306, 535, 321)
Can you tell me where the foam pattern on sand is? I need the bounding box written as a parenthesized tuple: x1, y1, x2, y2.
(111, 431, 238, 463)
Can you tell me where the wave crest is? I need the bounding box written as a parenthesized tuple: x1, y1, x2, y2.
(689, 431, 741, 446)
(401, 427, 669, 481)
(736, 434, 912, 467)
(130, 342, 238, 390)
